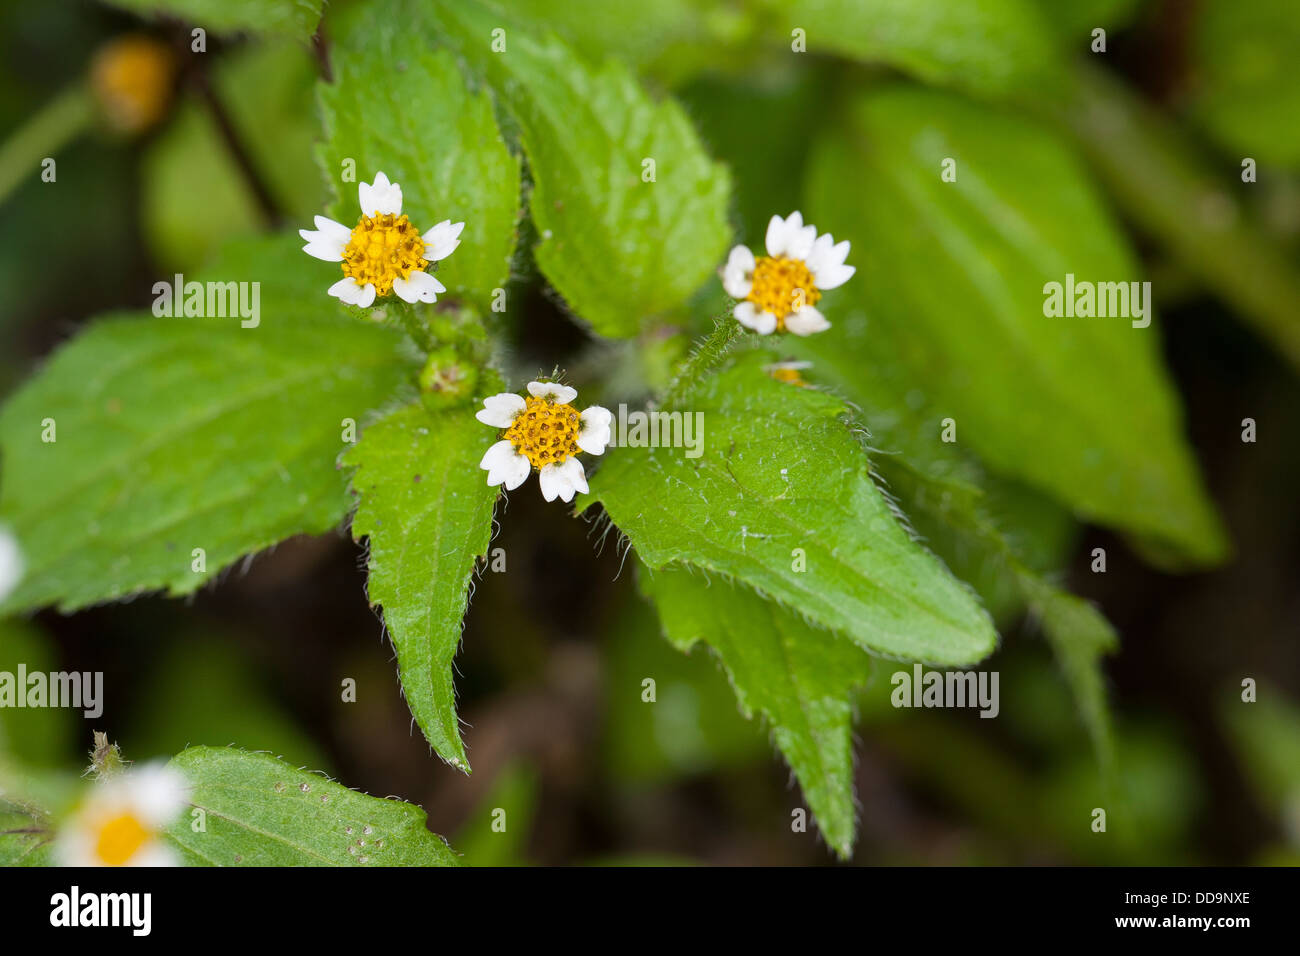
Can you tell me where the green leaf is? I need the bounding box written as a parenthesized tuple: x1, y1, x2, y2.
(0, 235, 415, 613)
(107, 0, 323, 40)
(1187, 0, 1300, 168)
(641, 565, 872, 857)
(758, 0, 1065, 101)
(605, 587, 767, 783)
(0, 620, 76, 767)
(782, 328, 1117, 763)
(467, 0, 732, 83)
(806, 85, 1227, 565)
(879, 456, 1117, 767)
(0, 809, 55, 865)
(343, 403, 500, 770)
(317, 1, 521, 312)
(162, 747, 461, 865)
(583, 349, 996, 665)
(123, 635, 331, 773)
(432, 0, 732, 337)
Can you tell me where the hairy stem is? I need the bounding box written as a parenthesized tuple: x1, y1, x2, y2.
(659, 317, 746, 409)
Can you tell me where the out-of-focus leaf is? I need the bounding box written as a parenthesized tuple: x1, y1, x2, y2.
(605, 589, 766, 783)
(108, 0, 323, 41)
(433, 0, 732, 337)
(465, 0, 735, 84)
(0, 235, 414, 613)
(318, 1, 521, 311)
(124, 636, 330, 772)
(757, 0, 1065, 101)
(0, 620, 77, 767)
(641, 565, 873, 857)
(143, 42, 322, 272)
(1187, 0, 1300, 169)
(1220, 685, 1300, 832)
(161, 747, 462, 865)
(343, 403, 500, 771)
(806, 85, 1227, 566)
(452, 761, 538, 867)
(583, 350, 997, 666)
(783, 327, 1116, 764)
(1030, 0, 1144, 40)
(678, 67, 835, 246)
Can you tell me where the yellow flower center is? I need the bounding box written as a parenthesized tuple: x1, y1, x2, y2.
(746, 255, 821, 326)
(90, 35, 175, 135)
(503, 396, 581, 469)
(94, 812, 151, 866)
(768, 366, 809, 387)
(342, 213, 426, 296)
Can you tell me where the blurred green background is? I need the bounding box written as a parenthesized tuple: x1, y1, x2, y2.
(1, 0, 1298, 865)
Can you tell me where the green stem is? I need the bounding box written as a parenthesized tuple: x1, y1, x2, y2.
(390, 299, 437, 353)
(1045, 64, 1300, 372)
(659, 317, 746, 409)
(0, 84, 94, 208)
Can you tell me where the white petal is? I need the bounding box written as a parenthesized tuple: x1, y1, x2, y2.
(301, 238, 346, 261)
(785, 304, 831, 336)
(480, 440, 531, 490)
(0, 528, 23, 604)
(127, 764, 189, 827)
(765, 211, 804, 257)
(577, 405, 613, 455)
(299, 216, 351, 261)
(328, 277, 377, 308)
(476, 393, 526, 428)
(539, 458, 587, 503)
(813, 259, 855, 291)
(787, 223, 818, 261)
(804, 233, 837, 273)
(561, 457, 589, 496)
(722, 267, 753, 298)
(392, 269, 446, 303)
(526, 381, 578, 404)
(358, 171, 402, 216)
(726, 244, 755, 273)
(422, 220, 466, 261)
(734, 300, 777, 335)
(127, 842, 181, 868)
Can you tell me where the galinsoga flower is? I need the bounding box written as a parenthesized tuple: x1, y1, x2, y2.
(765, 360, 813, 387)
(300, 171, 464, 308)
(721, 211, 854, 336)
(476, 382, 612, 503)
(56, 764, 188, 867)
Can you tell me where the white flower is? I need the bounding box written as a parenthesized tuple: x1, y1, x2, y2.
(300, 171, 464, 308)
(0, 527, 22, 605)
(476, 381, 611, 503)
(720, 210, 854, 336)
(56, 764, 189, 867)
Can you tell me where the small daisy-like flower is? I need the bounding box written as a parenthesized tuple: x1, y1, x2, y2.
(721, 211, 854, 336)
(0, 526, 22, 604)
(765, 360, 813, 387)
(56, 764, 188, 867)
(476, 382, 612, 503)
(300, 171, 465, 309)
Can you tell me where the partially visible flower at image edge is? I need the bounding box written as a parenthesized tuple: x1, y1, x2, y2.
(56, 763, 189, 867)
(300, 171, 464, 308)
(0, 526, 22, 605)
(476, 382, 612, 503)
(721, 211, 854, 336)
